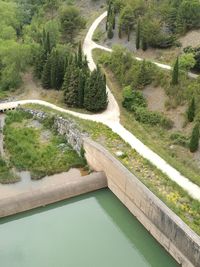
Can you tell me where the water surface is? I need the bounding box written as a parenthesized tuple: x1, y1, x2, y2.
(0, 189, 179, 267)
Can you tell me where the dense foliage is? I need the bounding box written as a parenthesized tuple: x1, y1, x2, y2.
(106, 0, 200, 49)
(98, 46, 173, 128)
(0, 0, 85, 92)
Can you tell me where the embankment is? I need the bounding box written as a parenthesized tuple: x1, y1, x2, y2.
(0, 171, 107, 218)
(84, 138, 200, 267)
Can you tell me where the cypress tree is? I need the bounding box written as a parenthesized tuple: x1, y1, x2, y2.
(118, 24, 122, 38)
(111, 13, 115, 30)
(57, 56, 65, 89)
(84, 66, 108, 112)
(141, 36, 147, 51)
(171, 57, 179, 85)
(34, 47, 46, 79)
(77, 70, 85, 108)
(187, 97, 196, 122)
(107, 24, 114, 39)
(63, 63, 79, 107)
(77, 42, 82, 68)
(50, 50, 58, 89)
(136, 20, 140, 50)
(41, 53, 52, 89)
(46, 32, 51, 55)
(42, 28, 46, 47)
(189, 124, 199, 153)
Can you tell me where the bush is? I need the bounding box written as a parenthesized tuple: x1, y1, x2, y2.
(170, 132, 189, 147)
(122, 86, 147, 111)
(134, 107, 173, 129)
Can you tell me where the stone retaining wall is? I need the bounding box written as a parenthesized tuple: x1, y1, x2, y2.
(0, 172, 107, 218)
(83, 138, 200, 267)
(21, 108, 88, 154)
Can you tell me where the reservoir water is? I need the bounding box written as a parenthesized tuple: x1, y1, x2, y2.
(0, 189, 179, 267)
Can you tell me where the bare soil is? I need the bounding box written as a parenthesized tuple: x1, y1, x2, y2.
(179, 29, 200, 48)
(143, 85, 188, 132)
(96, 17, 200, 65)
(19, 72, 64, 105)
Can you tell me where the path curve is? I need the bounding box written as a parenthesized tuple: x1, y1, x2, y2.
(1, 11, 200, 201)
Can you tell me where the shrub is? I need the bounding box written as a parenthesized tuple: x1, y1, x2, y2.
(122, 86, 147, 111)
(170, 132, 189, 147)
(134, 107, 173, 129)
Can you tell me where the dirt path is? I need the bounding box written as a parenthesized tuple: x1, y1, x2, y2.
(0, 12, 200, 201)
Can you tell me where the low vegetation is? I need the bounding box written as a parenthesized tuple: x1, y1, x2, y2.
(3, 110, 85, 180)
(0, 158, 19, 184)
(106, 0, 200, 49)
(22, 103, 200, 236)
(93, 47, 200, 188)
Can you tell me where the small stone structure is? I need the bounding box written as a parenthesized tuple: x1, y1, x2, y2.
(54, 116, 88, 154)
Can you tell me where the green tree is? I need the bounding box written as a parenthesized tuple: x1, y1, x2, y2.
(171, 57, 179, 85)
(63, 64, 80, 107)
(77, 42, 83, 68)
(59, 6, 85, 42)
(137, 60, 152, 88)
(141, 36, 147, 51)
(119, 5, 134, 41)
(187, 97, 196, 122)
(189, 123, 199, 152)
(41, 54, 52, 89)
(177, 0, 200, 31)
(34, 47, 46, 79)
(136, 19, 140, 50)
(107, 24, 114, 39)
(84, 67, 108, 112)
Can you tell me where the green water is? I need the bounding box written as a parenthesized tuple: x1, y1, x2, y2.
(0, 189, 179, 267)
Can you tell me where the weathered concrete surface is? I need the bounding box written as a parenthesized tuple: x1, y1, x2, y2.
(0, 170, 107, 218)
(84, 138, 200, 267)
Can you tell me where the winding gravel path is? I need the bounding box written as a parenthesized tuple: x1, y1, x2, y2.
(1, 11, 200, 200)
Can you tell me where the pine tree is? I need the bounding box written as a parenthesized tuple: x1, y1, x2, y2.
(41, 54, 52, 89)
(136, 20, 140, 50)
(84, 66, 108, 112)
(189, 124, 199, 153)
(187, 97, 196, 122)
(171, 57, 179, 85)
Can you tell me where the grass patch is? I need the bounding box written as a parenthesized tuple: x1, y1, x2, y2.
(4, 110, 85, 179)
(0, 158, 19, 184)
(21, 104, 200, 236)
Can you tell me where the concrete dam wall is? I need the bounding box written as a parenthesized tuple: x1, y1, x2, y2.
(10, 108, 200, 266)
(0, 172, 107, 218)
(83, 138, 200, 267)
